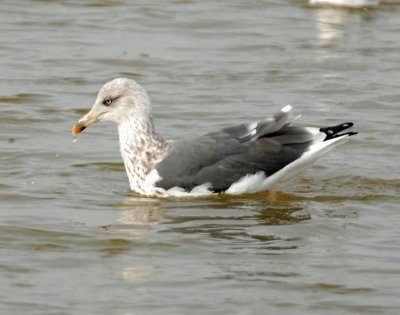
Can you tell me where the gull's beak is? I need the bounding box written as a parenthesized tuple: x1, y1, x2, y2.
(71, 110, 105, 135)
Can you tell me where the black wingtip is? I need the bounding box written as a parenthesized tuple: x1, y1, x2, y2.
(320, 122, 357, 140)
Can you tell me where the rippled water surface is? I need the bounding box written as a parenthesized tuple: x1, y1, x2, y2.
(1, 1, 400, 314)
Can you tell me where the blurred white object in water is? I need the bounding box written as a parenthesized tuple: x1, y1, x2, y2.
(309, 0, 379, 7)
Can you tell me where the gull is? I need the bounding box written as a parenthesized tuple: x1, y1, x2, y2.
(72, 78, 357, 197)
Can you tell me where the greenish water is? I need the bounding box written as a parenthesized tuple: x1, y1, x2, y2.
(1, 1, 400, 314)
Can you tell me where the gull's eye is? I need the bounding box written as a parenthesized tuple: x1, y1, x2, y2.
(103, 98, 112, 106)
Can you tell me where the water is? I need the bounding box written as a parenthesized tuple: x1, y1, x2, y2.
(1, 1, 400, 314)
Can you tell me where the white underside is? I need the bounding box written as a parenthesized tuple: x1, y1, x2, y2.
(142, 132, 350, 198)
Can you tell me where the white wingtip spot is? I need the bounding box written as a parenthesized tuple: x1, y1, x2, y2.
(282, 105, 292, 113)
(248, 121, 257, 131)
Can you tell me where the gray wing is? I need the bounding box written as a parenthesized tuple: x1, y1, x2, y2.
(155, 106, 321, 192)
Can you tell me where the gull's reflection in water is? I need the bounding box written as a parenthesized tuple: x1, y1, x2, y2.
(112, 191, 314, 240)
(121, 264, 160, 282)
(110, 195, 164, 237)
(112, 191, 311, 283)
(118, 197, 163, 225)
(315, 9, 351, 46)
(314, 6, 377, 48)
(111, 195, 164, 283)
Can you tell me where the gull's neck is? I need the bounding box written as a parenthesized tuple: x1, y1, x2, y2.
(118, 115, 170, 195)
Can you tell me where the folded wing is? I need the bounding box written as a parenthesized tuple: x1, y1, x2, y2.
(155, 105, 355, 193)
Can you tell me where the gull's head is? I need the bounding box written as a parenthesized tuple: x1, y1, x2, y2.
(72, 78, 151, 135)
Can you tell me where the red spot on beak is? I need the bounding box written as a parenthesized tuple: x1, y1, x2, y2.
(72, 124, 83, 135)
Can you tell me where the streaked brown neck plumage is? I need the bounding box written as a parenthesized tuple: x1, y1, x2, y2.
(118, 115, 170, 195)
